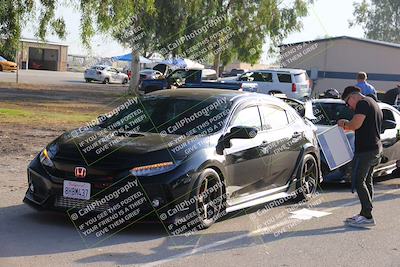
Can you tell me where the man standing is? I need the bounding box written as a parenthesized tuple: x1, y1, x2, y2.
(338, 86, 382, 228)
(355, 72, 377, 100)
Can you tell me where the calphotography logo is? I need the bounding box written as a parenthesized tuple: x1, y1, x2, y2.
(74, 167, 87, 178)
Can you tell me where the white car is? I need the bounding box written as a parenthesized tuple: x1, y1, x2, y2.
(84, 65, 129, 84)
(139, 69, 163, 80)
(237, 68, 312, 100)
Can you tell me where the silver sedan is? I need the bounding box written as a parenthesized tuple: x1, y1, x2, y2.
(84, 65, 129, 84)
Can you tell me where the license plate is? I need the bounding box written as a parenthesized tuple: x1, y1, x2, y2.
(63, 180, 91, 200)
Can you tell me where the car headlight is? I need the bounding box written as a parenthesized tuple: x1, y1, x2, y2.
(39, 148, 55, 168)
(130, 161, 176, 176)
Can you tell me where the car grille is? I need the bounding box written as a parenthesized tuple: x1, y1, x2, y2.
(54, 196, 110, 212)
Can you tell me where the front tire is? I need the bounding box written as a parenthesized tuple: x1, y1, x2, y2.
(294, 154, 318, 201)
(103, 78, 110, 84)
(192, 168, 225, 229)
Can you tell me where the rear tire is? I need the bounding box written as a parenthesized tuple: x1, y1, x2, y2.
(0, 65, 3, 72)
(294, 154, 318, 201)
(103, 78, 109, 84)
(122, 78, 128, 84)
(85, 78, 91, 83)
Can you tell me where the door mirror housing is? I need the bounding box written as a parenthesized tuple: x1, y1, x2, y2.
(216, 126, 258, 154)
(381, 120, 396, 133)
(227, 126, 258, 140)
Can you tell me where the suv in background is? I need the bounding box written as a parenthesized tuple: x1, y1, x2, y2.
(237, 68, 312, 100)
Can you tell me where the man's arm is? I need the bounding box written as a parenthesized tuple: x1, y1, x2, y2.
(338, 114, 366, 131)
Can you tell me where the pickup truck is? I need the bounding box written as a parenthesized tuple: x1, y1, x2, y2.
(139, 68, 257, 93)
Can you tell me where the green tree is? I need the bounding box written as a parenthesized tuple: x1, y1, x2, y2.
(0, 0, 66, 61)
(350, 0, 400, 43)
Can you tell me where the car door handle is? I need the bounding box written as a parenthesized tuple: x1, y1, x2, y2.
(292, 132, 302, 138)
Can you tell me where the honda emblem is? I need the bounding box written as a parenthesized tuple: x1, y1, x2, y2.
(75, 167, 87, 178)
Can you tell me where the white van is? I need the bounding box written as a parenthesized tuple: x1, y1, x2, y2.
(237, 68, 312, 100)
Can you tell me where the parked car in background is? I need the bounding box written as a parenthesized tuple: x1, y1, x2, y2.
(236, 69, 312, 100)
(139, 68, 258, 93)
(24, 89, 321, 229)
(139, 69, 163, 80)
(309, 98, 400, 182)
(0, 56, 17, 71)
(221, 68, 246, 78)
(84, 65, 129, 84)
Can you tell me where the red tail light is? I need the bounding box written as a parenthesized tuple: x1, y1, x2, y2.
(292, 83, 297, 92)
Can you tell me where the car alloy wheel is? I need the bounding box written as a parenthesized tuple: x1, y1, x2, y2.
(295, 154, 318, 201)
(195, 169, 225, 229)
(103, 78, 109, 84)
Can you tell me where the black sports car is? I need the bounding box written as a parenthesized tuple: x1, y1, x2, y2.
(24, 89, 321, 231)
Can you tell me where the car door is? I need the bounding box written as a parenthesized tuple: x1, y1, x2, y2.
(109, 68, 119, 83)
(381, 107, 400, 166)
(224, 105, 266, 200)
(258, 104, 303, 188)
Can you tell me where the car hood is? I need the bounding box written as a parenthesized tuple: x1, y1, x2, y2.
(48, 127, 209, 176)
(1, 61, 16, 66)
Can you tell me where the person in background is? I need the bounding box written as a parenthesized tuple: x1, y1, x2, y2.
(355, 72, 377, 100)
(337, 86, 382, 228)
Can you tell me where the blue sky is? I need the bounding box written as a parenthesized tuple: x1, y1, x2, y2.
(22, 0, 364, 62)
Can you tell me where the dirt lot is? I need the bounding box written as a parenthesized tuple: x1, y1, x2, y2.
(0, 83, 128, 208)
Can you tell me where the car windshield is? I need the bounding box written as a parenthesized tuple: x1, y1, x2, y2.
(99, 96, 231, 135)
(311, 102, 354, 125)
(0, 56, 6, 62)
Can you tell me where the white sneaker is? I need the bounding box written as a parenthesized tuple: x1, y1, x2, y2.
(344, 214, 362, 223)
(348, 216, 376, 228)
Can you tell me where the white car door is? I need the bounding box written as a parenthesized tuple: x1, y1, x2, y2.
(109, 68, 120, 83)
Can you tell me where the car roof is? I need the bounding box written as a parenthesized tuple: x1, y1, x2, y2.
(312, 98, 400, 111)
(247, 68, 306, 74)
(148, 89, 284, 104)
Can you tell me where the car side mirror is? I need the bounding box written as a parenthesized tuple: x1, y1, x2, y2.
(216, 126, 258, 154)
(381, 120, 396, 133)
(227, 126, 258, 140)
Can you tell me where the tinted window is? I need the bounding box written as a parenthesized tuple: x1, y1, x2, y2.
(231, 106, 262, 130)
(312, 102, 354, 125)
(277, 73, 292, 83)
(382, 109, 395, 121)
(294, 72, 308, 83)
(239, 72, 272, 82)
(260, 105, 289, 130)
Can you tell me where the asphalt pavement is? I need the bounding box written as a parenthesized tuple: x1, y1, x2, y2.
(1, 176, 399, 267)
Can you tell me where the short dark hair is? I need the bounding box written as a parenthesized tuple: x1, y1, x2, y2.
(341, 86, 361, 100)
(357, 72, 367, 80)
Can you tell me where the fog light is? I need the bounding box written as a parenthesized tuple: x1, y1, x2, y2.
(151, 199, 160, 208)
(29, 183, 34, 192)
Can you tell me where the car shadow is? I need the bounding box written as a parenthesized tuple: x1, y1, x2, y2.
(74, 225, 367, 266)
(0, 204, 165, 258)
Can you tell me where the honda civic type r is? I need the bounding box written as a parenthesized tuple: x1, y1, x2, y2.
(24, 89, 321, 229)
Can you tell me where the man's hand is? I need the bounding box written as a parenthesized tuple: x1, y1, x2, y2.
(337, 119, 348, 129)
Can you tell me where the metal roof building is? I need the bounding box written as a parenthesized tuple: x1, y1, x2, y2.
(279, 36, 400, 95)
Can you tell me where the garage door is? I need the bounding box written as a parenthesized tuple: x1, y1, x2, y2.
(28, 48, 59, 71)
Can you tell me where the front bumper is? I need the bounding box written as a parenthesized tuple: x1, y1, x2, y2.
(23, 156, 200, 222)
